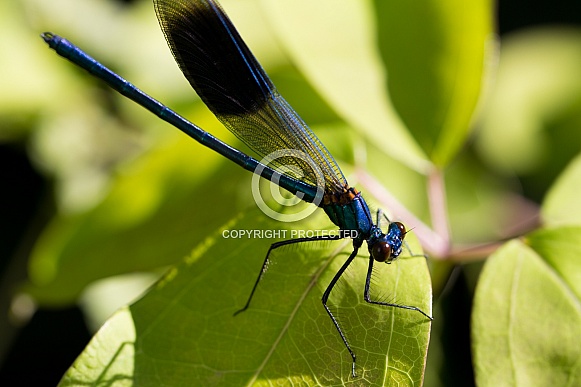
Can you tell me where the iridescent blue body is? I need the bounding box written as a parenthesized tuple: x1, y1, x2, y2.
(321, 186, 404, 261)
(324, 190, 374, 241)
(41, 0, 429, 378)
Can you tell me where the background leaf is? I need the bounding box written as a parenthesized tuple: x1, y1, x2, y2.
(262, 0, 429, 173)
(542, 153, 581, 227)
(471, 237, 581, 386)
(59, 210, 432, 386)
(25, 119, 248, 305)
(374, 0, 494, 166)
(526, 227, 581, 300)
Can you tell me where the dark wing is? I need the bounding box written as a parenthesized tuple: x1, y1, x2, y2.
(154, 0, 347, 193)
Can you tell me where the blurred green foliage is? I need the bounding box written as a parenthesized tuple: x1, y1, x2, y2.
(1, 0, 581, 385)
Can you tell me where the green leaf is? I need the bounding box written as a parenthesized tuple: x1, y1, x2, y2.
(59, 210, 432, 386)
(375, 0, 494, 166)
(526, 227, 581, 300)
(262, 0, 429, 173)
(472, 237, 581, 386)
(59, 308, 136, 387)
(542, 153, 581, 227)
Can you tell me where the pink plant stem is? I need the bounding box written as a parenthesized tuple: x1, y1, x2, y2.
(356, 168, 449, 258)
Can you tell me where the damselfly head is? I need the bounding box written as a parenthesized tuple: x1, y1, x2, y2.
(370, 240, 394, 263)
(391, 222, 407, 238)
(370, 221, 406, 263)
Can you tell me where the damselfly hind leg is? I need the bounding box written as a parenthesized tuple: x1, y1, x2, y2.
(321, 246, 361, 378)
(363, 254, 433, 320)
(233, 234, 343, 316)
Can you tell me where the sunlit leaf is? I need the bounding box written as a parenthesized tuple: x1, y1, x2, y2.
(526, 227, 581, 300)
(472, 237, 581, 386)
(262, 0, 429, 173)
(542, 153, 581, 227)
(375, 0, 494, 167)
(59, 210, 432, 386)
